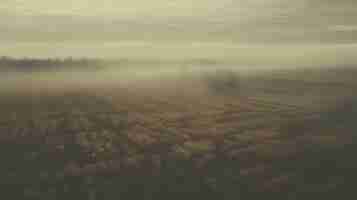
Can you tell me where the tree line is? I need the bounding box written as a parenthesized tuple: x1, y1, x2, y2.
(0, 56, 104, 72)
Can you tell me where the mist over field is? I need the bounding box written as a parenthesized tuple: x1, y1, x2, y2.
(2, 56, 357, 200)
(1, 0, 357, 199)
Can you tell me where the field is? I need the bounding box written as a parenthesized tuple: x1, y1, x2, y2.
(1, 61, 357, 199)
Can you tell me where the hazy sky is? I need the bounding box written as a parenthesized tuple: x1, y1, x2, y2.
(1, 0, 226, 17)
(1, 0, 357, 58)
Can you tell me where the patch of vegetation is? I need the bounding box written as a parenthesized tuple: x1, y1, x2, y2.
(1, 65, 357, 199)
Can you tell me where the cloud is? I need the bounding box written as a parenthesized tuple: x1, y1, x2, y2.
(1, 0, 357, 45)
(328, 25, 357, 32)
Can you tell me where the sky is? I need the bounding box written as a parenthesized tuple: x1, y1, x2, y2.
(1, 0, 357, 59)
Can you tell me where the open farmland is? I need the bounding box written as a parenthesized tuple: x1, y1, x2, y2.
(1, 62, 357, 199)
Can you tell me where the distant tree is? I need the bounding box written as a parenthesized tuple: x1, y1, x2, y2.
(206, 70, 242, 96)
